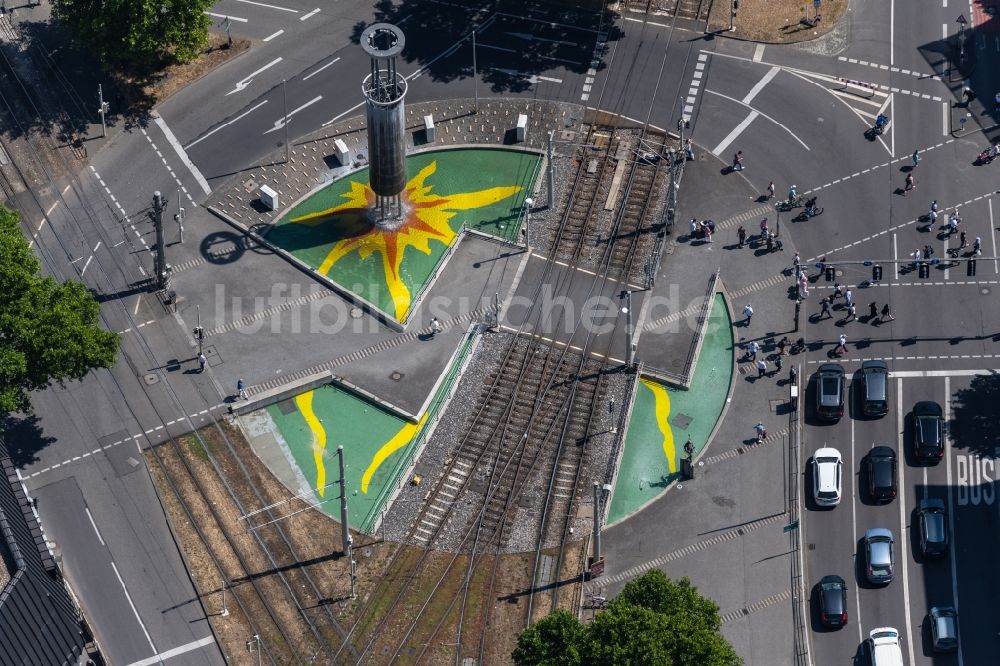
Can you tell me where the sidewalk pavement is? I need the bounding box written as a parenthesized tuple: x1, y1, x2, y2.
(596, 148, 807, 664)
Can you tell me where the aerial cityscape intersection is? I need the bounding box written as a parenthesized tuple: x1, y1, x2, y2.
(0, 0, 998, 664)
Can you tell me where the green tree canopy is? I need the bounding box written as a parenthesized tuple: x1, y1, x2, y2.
(52, 0, 213, 70)
(0, 206, 119, 415)
(513, 570, 741, 666)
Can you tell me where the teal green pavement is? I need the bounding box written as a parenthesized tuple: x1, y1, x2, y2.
(606, 294, 735, 526)
(264, 148, 540, 323)
(262, 331, 477, 533)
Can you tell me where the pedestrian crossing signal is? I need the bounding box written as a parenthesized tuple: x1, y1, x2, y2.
(919, 262, 930, 279)
(967, 259, 976, 276)
(825, 266, 835, 281)
(872, 265, 882, 282)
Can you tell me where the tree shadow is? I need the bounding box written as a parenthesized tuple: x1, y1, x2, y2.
(348, 0, 623, 92)
(950, 371, 1000, 457)
(1, 414, 56, 468)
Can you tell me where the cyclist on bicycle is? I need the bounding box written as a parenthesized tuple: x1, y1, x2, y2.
(804, 197, 818, 216)
(787, 184, 798, 205)
(875, 113, 889, 132)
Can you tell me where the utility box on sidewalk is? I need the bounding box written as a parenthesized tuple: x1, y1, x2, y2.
(789, 384, 799, 411)
(334, 139, 350, 166)
(258, 184, 279, 211)
(515, 113, 528, 142)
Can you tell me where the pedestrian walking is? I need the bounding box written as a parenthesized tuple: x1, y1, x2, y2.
(747, 340, 760, 360)
(754, 422, 767, 443)
(237, 378, 248, 400)
(737, 225, 747, 248)
(759, 217, 769, 238)
(836, 334, 848, 355)
(963, 88, 976, 106)
(792, 252, 801, 274)
(845, 302, 856, 321)
(197, 352, 206, 373)
(743, 303, 754, 325)
(684, 438, 695, 458)
(684, 138, 694, 161)
(429, 317, 443, 337)
(817, 255, 827, 275)
(912, 149, 920, 168)
(789, 365, 798, 385)
(923, 244, 934, 260)
(767, 181, 775, 199)
(904, 172, 915, 194)
(799, 276, 809, 297)
(733, 150, 744, 171)
(973, 236, 982, 255)
(960, 230, 968, 248)
(774, 355, 784, 375)
(777, 336, 789, 355)
(702, 221, 713, 243)
(869, 302, 878, 320)
(911, 248, 922, 269)
(690, 218, 698, 238)
(844, 288, 853, 308)
(757, 359, 767, 378)
(880, 303, 895, 321)
(832, 283, 843, 300)
(820, 297, 832, 319)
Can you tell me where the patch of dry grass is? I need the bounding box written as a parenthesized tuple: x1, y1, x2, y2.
(707, 0, 847, 42)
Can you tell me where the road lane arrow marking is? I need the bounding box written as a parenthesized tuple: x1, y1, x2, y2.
(505, 31, 577, 47)
(226, 57, 282, 96)
(264, 96, 323, 134)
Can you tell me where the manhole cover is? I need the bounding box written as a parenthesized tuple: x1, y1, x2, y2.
(671, 413, 692, 429)
(982, 287, 991, 295)
(143, 373, 159, 385)
(390, 371, 404, 381)
(276, 399, 296, 415)
(350, 307, 363, 319)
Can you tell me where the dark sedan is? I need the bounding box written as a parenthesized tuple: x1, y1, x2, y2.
(918, 499, 949, 558)
(817, 575, 848, 628)
(912, 401, 945, 463)
(867, 446, 897, 503)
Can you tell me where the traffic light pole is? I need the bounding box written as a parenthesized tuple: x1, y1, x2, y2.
(98, 84, 109, 138)
(152, 191, 168, 290)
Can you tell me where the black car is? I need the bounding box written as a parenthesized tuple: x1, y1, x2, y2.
(918, 498, 949, 557)
(867, 446, 897, 502)
(815, 363, 845, 422)
(912, 401, 945, 463)
(860, 360, 889, 417)
(817, 575, 848, 628)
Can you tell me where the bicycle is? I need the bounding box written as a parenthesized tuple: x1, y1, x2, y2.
(776, 195, 805, 211)
(586, 594, 609, 610)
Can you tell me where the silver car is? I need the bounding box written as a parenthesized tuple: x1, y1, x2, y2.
(864, 528, 895, 584)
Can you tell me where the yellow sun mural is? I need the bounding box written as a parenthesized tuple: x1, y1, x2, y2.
(289, 161, 523, 321)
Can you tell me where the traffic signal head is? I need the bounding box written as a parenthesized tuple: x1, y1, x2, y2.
(825, 266, 835, 282)
(872, 265, 882, 282)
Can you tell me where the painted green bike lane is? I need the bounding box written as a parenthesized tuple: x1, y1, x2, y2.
(607, 294, 734, 525)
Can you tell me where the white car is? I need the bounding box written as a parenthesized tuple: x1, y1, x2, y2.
(812, 447, 843, 506)
(868, 627, 904, 666)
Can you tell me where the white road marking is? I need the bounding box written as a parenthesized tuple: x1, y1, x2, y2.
(708, 89, 809, 151)
(896, 377, 916, 666)
(492, 67, 562, 84)
(85, 507, 105, 546)
(225, 57, 282, 95)
(302, 56, 340, 81)
(943, 377, 966, 666)
(742, 66, 780, 105)
(990, 198, 998, 273)
(504, 30, 577, 47)
(124, 636, 217, 666)
(80, 254, 93, 276)
(233, 0, 298, 12)
(300, 8, 320, 20)
(890, 369, 1000, 377)
(263, 29, 285, 42)
(850, 415, 862, 643)
(943, 100, 949, 135)
(111, 561, 157, 653)
(184, 100, 268, 149)
(204, 12, 247, 22)
(711, 110, 759, 156)
(264, 95, 323, 134)
(893, 233, 899, 279)
(152, 116, 212, 195)
(752, 43, 765, 62)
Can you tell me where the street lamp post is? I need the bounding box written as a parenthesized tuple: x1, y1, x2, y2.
(472, 30, 479, 114)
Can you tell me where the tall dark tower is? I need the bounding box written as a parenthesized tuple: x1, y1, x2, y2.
(361, 23, 408, 226)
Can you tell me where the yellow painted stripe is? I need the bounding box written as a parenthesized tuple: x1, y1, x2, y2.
(295, 391, 328, 496)
(640, 377, 676, 474)
(361, 414, 428, 493)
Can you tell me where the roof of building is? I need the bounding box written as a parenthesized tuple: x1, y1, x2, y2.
(0, 438, 85, 666)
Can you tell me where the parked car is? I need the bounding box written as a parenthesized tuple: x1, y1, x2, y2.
(864, 528, 895, 584)
(867, 627, 904, 666)
(860, 360, 889, 417)
(912, 401, 945, 463)
(928, 606, 959, 653)
(815, 363, 845, 421)
(918, 499, 949, 558)
(817, 575, 847, 628)
(866, 446, 898, 503)
(811, 448, 843, 507)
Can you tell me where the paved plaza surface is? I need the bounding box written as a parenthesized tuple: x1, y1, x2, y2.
(7, 0, 1000, 662)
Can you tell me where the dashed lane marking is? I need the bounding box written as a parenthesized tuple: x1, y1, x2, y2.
(24, 406, 225, 479)
(597, 512, 787, 585)
(719, 589, 792, 624)
(804, 355, 1000, 366)
(836, 56, 943, 81)
(117, 319, 157, 335)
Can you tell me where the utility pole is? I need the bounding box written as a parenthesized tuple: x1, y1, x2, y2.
(592, 482, 602, 565)
(173, 188, 185, 244)
(338, 446, 357, 598)
(152, 191, 168, 290)
(282, 79, 290, 163)
(546, 130, 554, 207)
(472, 30, 479, 114)
(622, 290, 635, 368)
(98, 84, 109, 138)
(193, 304, 204, 355)
(246, 635, 262, 666)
